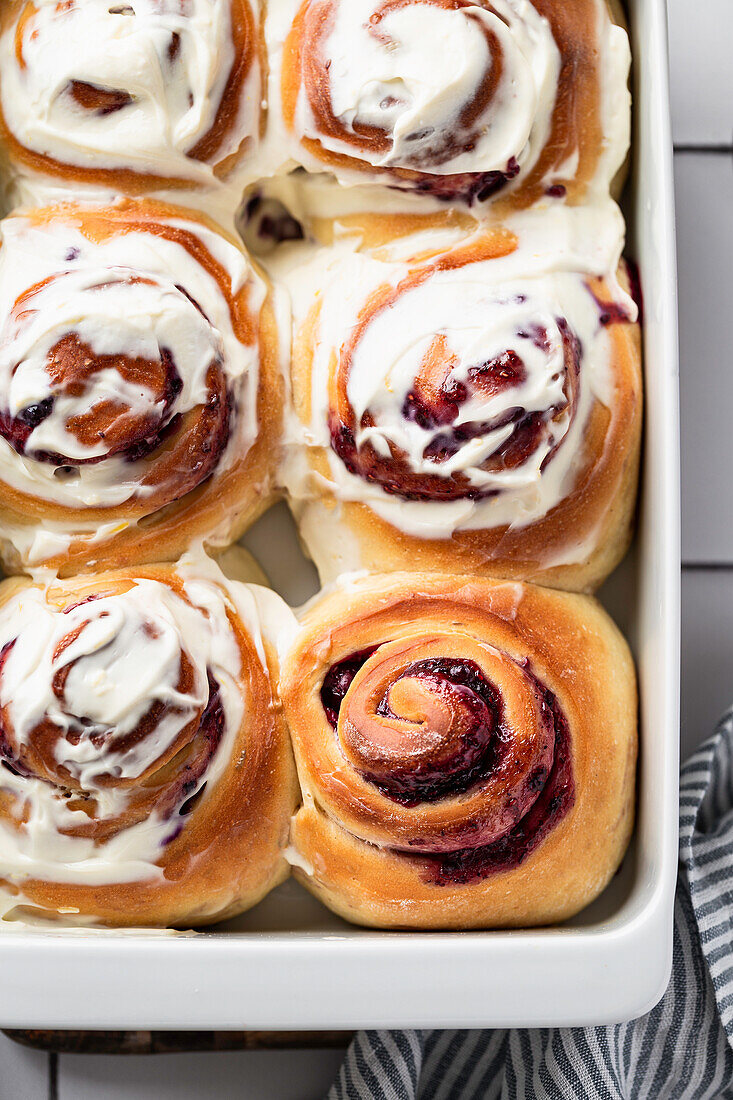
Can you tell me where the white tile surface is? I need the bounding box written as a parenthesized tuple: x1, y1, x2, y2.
(668, 0, 733, 146)
(0, 1033, 49, 1100)
(677, 152, 733, 562)
(681, 570, 733, 762)
(58, 1048, 345, 1100)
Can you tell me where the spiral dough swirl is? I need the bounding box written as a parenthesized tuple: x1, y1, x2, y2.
(0, 267, 233, 509)
(288, 230, 637, 548)
(0, 562, 298, 926)
(281, 573, 638, 928)
(281, 0, 561, 199)
(0, 580, 229, 842)
(0, 200, 283, 574)
(318, 631, 572, 878)
(0, 0, 262, 186)
(330, 269, 580, 505)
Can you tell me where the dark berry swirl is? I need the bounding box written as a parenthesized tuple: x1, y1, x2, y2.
(283, 574, 637, 929)
(317, 630, 573, 869)
(0, 267, 233, 512)
(328, 262, 581, 505)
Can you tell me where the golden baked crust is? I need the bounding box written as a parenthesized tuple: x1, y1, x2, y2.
(288, 228, 642, 593)
(0, 0, 264, 192)
(0, 199, 283, 577)
(281, 571, 637, 929)
(279, 0, 628, 206)
(0, 562, 299, 927)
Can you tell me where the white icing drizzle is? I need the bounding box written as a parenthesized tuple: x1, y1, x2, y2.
(0, 207, 263, 509)
(282, 202, 636, 543)
(347, 280, 571, 494)
(596, 14, 632, 192)
(2, 583, 211, 787)
(0, 560, 281, 891)
(261, 0, 631, 206)
(304, 0, 559, 176)
(0, 0, 261, 185)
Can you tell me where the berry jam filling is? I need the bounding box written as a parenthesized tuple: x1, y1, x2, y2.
(331, 319, 580, 503)
(321, 647, 574, 882)
(0, 343, 185, 467)
(320, 650, 505, 806)
(587, 279, 637, 328)
(368, 657, 503, 805)
(395, 158, 521, 204)
(403, 349, 527, 433)
(320, 647, 377, 728)
(416, 674, 574, 885)
(243, 195, 305, 249)
(168, 671, 225, 824)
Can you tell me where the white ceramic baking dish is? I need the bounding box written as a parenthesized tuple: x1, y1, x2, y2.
(0, 0, 679, 1030)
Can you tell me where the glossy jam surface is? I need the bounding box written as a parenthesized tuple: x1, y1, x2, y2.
(323, 650, 502, 804)
(375, 657, 503, 804)
(420, 682, 574, 884)
(403, 157, 521, 204)
(320, 646, 377, 728)
(320, 647, 575, 880)
(0, 340, 188, 467)
(170, 672, 225, 823)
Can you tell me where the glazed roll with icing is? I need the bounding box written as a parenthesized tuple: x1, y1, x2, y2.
(0, 556, 298, 927)
(0, 0, 263, 193)
(0, 199, 282, 576)
(274, 0, 630, 205)
(281, 572, 637, 929)
(284, 218, 642, 592)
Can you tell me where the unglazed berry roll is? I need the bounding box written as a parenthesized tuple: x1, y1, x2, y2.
(0, 199, 283, 576)
(272, 0, 630, 206)
(284, 217, 642, 592)
(0, 556, 299, 927)
(280, 572, 636, 930)
(0, 0, 263, 194)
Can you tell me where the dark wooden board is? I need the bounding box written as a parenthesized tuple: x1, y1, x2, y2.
(2, 1029, 353, 1054)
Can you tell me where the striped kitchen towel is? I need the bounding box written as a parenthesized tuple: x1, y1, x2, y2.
(328, 711, 733, 1100)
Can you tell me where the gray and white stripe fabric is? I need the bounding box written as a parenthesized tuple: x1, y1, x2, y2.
(328, 711, 733, 1100)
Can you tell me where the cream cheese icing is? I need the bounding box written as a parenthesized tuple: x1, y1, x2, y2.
(294, 0, 559, 176)
(0, 206, 263, 512)
(0, 0, 262, 186)
(0, 557, 292, 895)
(264, 0, 630, 207)
(281, 202, 636, 548)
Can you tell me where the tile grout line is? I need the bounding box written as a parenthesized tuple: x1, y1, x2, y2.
(673, 144, 733, 155)
(682, 563, 733, 572)
(48, 1052, 58, 1100)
